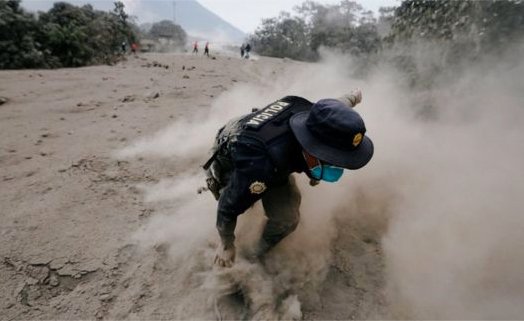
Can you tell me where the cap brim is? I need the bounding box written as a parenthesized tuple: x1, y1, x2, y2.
(290, 112, 374, 169)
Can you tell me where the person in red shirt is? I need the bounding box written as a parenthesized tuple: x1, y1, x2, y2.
(193, 41, 198, 54)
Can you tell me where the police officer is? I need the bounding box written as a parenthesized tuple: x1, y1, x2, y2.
(204, 89, 374, 267)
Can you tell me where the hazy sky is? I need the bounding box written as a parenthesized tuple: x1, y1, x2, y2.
(195, 0, 398, 32)
(23, 0, 398, 33)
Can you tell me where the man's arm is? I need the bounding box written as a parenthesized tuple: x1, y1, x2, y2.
(214, 139, 274, 267)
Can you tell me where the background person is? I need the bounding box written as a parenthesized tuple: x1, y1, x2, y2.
(192, 41, 199, 54)
(204, 42, 210, 57)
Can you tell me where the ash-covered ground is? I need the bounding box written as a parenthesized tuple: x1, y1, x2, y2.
(1, 51, 523, 320)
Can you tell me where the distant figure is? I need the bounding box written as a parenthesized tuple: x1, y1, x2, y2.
(121, 41, 127, 54)
(244, 43, 251, 59)
(204, 42, 210, 57)
(131, 42, 138, 55)
(240, 43, 245, 58)
(193, 41, 199, 54)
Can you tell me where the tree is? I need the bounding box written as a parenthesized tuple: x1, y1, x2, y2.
(387, 0, 524, 59)
(0, 0, 47, 68)
(149, 20, 186, 49)
(38, 2, 95, 67)
(0, 0, 139, 69)
(249, 12, 314, 60)
(379, 0, 523, 90)
(306, 1, 381, 57)
(112, 1, 138, 44)
(249, 0, 381, 61)
(113, 1, 127, 24)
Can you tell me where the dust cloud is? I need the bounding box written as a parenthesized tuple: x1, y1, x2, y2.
(118, 45, 524, 319)
(368, 51, 524, 318)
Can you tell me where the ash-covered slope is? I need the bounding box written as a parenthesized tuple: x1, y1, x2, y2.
(155, 0, 246, 43)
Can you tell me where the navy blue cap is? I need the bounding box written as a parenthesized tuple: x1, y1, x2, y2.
(289, 99, 374, 169)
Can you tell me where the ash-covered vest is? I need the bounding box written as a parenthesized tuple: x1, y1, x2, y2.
(203, 96, 313, 183)
(237, 96, 313, 171)
(239, 95, 313, 144)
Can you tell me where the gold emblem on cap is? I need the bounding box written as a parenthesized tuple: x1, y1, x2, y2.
(249, 181, 267, 194)
(353, 133, 363, 147)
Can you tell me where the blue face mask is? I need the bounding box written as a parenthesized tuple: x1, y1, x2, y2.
(310, 164, 344, 182)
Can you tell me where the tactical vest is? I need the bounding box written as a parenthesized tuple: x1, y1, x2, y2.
(237, 95, 313, 145)
(203, 96, 313, 187)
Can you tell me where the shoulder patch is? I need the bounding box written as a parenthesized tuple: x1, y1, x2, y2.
(249, 181, 267, 194)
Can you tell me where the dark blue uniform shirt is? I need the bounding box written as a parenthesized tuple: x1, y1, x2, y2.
(216, 126, 308, 246)
(212, 95, 316, 246)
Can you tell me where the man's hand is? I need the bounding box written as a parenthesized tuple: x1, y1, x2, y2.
(214, 244, 236, 268)
(339, 88, 363, 108)
(348, 88, 362, 106)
